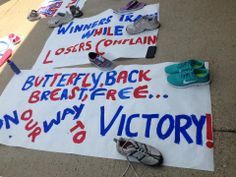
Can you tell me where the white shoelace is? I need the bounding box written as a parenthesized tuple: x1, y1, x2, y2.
(119, 156, 140, 177)
(119, 140, 141, 177)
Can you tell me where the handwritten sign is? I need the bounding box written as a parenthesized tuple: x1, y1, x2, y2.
(33, 4, 159, 69)
(38, 0, 86, 17)
(0, 63, 214, 171)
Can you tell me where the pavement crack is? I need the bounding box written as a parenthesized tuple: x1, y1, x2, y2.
(213, 128, 236, 133)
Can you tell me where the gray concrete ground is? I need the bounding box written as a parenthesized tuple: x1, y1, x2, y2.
(0, 0, 236, 176)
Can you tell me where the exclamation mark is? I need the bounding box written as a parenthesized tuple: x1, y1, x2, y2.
(206, 113, 214, 148)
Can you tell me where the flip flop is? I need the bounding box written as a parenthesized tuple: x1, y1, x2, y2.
(70, 5, 83, 18)
(8, 33, 21, 45)
(0, 48, 12, 67)
(118, 0, 146, 13)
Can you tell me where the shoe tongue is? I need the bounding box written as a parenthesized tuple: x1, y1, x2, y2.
(179, 61, 191, 69)
(97, 55, 105, 62)
(183, 70, 196, 80)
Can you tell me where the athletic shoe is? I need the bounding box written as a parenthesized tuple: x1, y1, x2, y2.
(27, 10, 41, 21)
(165, 59, 205, 74)
(126, 15, 160, 35)
(88, 52, 115, 70)
(167, 68, 210, 88)
(114, 137, 163, 166)
(117, 0, 146, 13)
(48, 12, 73, 28)
(70, 5, 83, 18)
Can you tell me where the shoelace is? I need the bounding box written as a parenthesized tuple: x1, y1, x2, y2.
(120, 139, 141, 177)
(97, 56, 105, 62)
(178, 61, 191, 70)
(120, 156, 140, 177)
(133, 16, 145, 25)
(180, 70, 196, 81)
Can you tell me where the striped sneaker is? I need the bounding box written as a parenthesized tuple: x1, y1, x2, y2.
(114, 137, 163, 166)
(88, 52, 115, 70)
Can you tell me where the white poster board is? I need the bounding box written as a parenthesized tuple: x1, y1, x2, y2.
(33, 4, 159, 69)
(0, 63, 214, 171)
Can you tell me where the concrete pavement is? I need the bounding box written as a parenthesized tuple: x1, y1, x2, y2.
(0, 0, 236, 176)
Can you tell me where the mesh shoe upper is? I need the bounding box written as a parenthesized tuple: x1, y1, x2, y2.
(126, 15, 160, 35)
(48, 12, 73, 27)
(114, 137, 163, 166)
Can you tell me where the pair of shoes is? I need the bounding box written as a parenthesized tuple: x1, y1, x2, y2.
(114, 137, 163, 166)
(48, 12, 73, 28)
(126, 15, 160, 35)
(70, 5, 83, 18)
(118, 0, 146, 13)
(165, 60, 210, 88)
(27, 10, 41, 21)
(88, 52, 115, 71)
(8, 33, 21, 45)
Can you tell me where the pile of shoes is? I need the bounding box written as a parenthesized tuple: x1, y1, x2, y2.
(88, 0, 160, 70)
(117, 0, 160, 35)
(21, 0, 212, 174)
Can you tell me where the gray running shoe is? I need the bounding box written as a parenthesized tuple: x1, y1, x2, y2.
(114, 137, 163, 166)
(27, 10, 41, 21)
(126, 15, 160, 35)
(48, 12, 73, 28)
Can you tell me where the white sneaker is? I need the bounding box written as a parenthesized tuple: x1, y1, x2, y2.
(114, 137, 163, 166)
(126, 15, 160, 35)
(48, 12, 73, 28)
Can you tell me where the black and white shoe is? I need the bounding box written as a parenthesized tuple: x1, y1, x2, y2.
(114, 137, 163, 166)
(88, 52, 115, 71)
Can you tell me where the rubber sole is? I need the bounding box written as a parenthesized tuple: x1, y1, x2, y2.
(168, 80, 211, 89)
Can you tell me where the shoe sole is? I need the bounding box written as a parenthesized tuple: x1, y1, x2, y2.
(126, 24, 160, 35)
(48, 17, 73, 28)
(168, 80, 211, 89)
(28, 16, 41, 21)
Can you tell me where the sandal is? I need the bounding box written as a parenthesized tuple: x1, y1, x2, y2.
(70, 5, 83, 18)
(8, 33, 21, 45)
(118, 0, 146, 13)
(27, 10, 41, 21)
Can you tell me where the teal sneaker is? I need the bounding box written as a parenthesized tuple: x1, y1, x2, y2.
(167, 68, 210, 88)
(165, 59, 205, 74)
